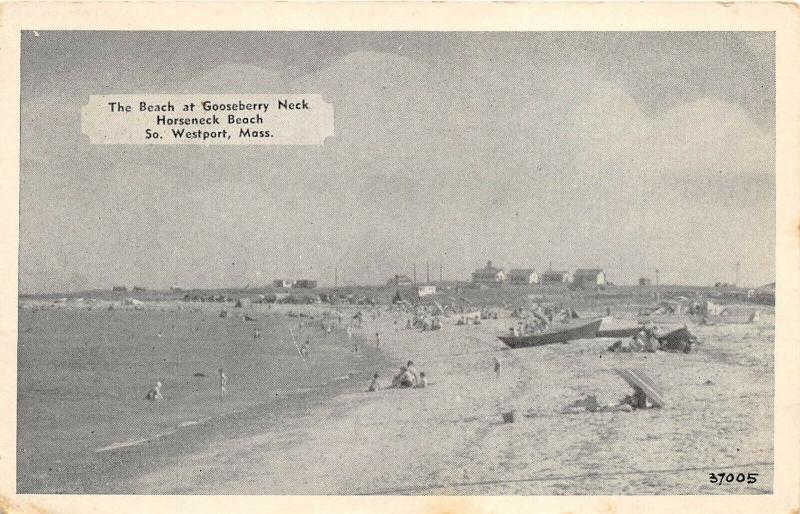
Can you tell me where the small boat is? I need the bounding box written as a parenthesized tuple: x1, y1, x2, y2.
(596, 319, 646, 338)
(694, 313, 758, 325)
(497, 318, 603, 349)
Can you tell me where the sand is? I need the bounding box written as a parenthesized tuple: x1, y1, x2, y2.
(109, 304, 773, 495)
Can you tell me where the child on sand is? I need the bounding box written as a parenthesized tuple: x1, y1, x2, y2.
(494, 356, 501, 378)
(415, 372, 428, 388)
(145, 381, 163, 400)
(368, 372, 380, 392)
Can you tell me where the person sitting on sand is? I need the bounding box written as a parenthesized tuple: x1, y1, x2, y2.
(406, 360, 419, 385)
(391, 367, 406, 388)
(415, 372, 428, 388)
(145, 381, 163, 400)
(399, 367, 415, 388)
(564, 394, 634, 414)
(368, 372, 380, 392)
(630, 386, 648, 409)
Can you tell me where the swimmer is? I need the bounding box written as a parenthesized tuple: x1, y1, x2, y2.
(218, 368, 227, 399)
(145, 381, 163, 400)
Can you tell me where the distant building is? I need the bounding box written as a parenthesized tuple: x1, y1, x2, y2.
(132, 286, 147, 292)
(639, 277, 652, 286)
(273, 279, 294, 288)
(170, 285, 184, 293)
(574, 269, 606, 288)
(471, 261, 505, 284)
(112, 285, 127, 292)
(417, 284, 437, 297)
(540, 270, 572, 285)
(294, 279, 318, 289)
(507, 269, 540, 285)
(387, 275, 413, 287)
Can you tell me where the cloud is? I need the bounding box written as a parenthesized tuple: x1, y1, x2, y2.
(19, 38, 776, 292)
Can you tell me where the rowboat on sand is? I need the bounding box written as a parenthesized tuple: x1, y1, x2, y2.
(497, 318, 603, 349)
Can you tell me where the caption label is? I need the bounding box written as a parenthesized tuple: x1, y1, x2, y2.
(81, 94, 334, 145)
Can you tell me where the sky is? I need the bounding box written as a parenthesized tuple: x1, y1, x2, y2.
(19, 31, 775, 293)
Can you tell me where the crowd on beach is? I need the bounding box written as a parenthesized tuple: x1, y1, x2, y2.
(368, 359, 428, 391)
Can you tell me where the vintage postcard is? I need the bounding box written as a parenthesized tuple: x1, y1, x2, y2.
(0, 2, 798, 513)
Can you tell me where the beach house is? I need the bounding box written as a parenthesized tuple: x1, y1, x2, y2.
(540, 270, 572, 285)
(417, 284, 437, 297)
(471, 261, 505, 284)
(573, 269, 606, 288)
(507, 269, 540, 285)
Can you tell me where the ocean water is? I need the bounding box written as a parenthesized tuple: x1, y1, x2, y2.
(17, 306, 380, 491)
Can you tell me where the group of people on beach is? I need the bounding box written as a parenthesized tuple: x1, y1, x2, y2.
(368, 360, 428, 391)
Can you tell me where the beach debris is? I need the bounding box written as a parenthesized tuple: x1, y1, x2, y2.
(193, 372, 207, 377)
(501, 410, 516, 423)
(219, 310, 228, 318)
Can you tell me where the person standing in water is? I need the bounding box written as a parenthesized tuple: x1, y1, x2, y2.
(146, 381, 163, 400)
(494, 356, 501, 378)
(218, 368, 227, 399)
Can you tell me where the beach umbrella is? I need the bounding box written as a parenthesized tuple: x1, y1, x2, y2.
(615, 368, 665, 408)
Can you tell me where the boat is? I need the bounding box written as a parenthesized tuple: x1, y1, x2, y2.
(596, 319, 646, 338)
(597, 326, 644, 338)
(497, 318, 603, 349)
(694, 312, 759, 325)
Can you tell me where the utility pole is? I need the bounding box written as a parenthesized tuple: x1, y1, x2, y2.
(426, 260, 430, 284)
(334, 266, 338, 289)
(735, 261, 740, 288)
(655, 268, 661, 302)
(439, 262, 443, 283)
(413, 264, 417, 285)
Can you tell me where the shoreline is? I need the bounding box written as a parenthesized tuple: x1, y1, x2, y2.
(17, 304, 390, 494)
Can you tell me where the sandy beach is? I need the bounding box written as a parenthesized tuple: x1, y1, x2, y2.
(66, 302, 773, 495)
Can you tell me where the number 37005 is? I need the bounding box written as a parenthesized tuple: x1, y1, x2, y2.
(709, 472, 758, 484)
